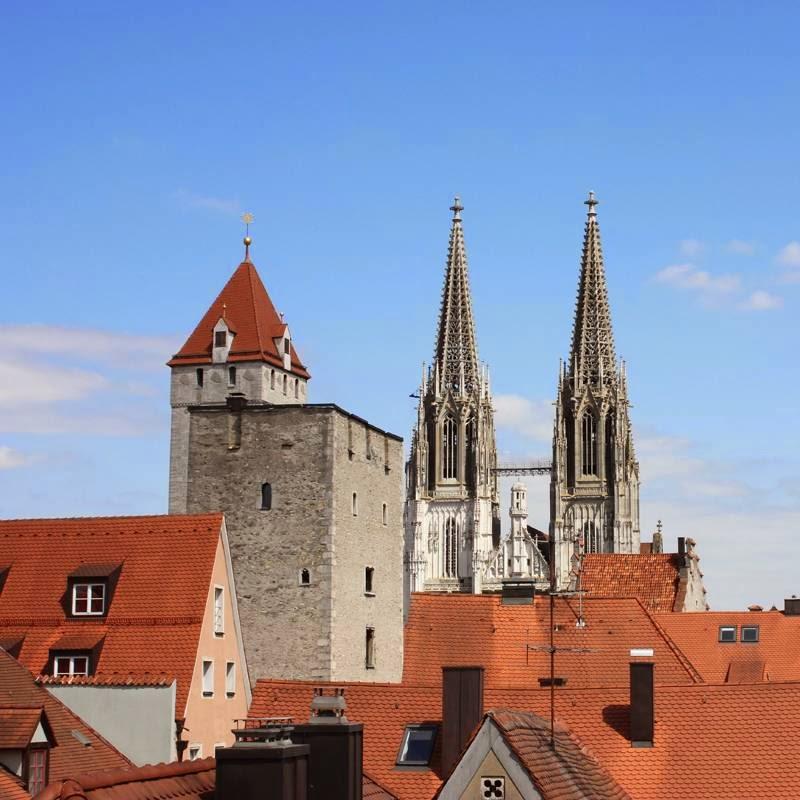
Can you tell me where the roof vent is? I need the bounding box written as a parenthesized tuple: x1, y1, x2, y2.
(748, 605, 763, 612)
(71, 730, 92, 747)
(309, 686, 348, 725)
(785, 596, 800, 616)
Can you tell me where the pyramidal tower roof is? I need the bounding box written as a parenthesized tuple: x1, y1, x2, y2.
(169, 244, 309, 378)
(433, 197, 480, 392)
(568, 191, 617, 386)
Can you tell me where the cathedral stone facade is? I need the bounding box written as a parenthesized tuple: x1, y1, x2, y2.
(168, 242, 404, 683)
(550, 193, 641, 589)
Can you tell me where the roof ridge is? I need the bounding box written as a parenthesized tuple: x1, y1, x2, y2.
(0, 512, 222, 524)
(638, 600, 705, 683)
(245, 261, 266, 357)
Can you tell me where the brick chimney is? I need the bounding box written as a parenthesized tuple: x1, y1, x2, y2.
(442, 667, 485, 774)
(629, 662, 654, 748)
(216, 718, 308, 800)
(292, 688, 363, 800)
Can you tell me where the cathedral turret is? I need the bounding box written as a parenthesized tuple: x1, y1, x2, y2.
(549, 192, 640, 589)
(404, 198, 499, 598)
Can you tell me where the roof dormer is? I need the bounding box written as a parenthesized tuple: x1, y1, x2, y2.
(273, 325, 292, 371)
(0, 707, 55, 796)
(212, 318, 235, 364)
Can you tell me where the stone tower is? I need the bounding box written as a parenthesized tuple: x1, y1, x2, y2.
(168, 238, 310, 514)
(550, 192, 640, 589)
(169, 237, 404, 683)
(405, 198, 500, 596)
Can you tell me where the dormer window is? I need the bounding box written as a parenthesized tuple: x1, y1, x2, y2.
(53, 654, 90, 676)
(72, 582, 105, 616)
(215, 331, 227, 347)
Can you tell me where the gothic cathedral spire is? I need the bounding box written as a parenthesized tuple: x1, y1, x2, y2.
(405, 198, 499, 601)
(550, 192, 640, 590)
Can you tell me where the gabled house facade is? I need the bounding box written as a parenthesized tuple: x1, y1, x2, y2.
(0, 513, 250, 764)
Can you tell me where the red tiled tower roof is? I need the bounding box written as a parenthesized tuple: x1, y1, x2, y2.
(168, 260, 309, 377)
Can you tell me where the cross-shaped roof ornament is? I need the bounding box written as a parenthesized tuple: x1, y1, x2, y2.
(242, 212, 254, 261)
(584, 190, 599, 215)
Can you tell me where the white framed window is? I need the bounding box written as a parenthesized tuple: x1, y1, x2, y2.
(72, 582, 105, 616)
(202, 659, 214, 697)
(53, 654, 90, 676)
(719, 625, 736, 643)
(188, 744, 202, 761)
(741, 625, 760, 643)
(213, 586, 224, 635)
(396, 725, 437, 766)
(226, 661, 236, 696)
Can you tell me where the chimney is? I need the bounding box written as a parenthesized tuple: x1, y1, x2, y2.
(216, 718, 308, 800)
(677, 537, 685, 557)
(629, 662, 654, 748)
(501, 578, 536, 605)
(785, 596, 800, 616)
(292, 688, 363, 800)
(442, 667, 484, 774)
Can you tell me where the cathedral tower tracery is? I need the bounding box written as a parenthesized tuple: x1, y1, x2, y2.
(550, 192, 640, 589)
(405, 198, 500, 597)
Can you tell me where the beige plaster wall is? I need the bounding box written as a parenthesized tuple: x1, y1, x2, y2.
(183, 535, 249, 758)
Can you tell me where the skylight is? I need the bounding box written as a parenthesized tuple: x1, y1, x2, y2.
(396, 724, 437, 767)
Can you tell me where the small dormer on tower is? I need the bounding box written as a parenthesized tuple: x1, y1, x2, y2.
(168, 224, 311, 513)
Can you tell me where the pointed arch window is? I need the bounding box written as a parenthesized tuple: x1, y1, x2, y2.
(443, 517, 458, 578)
(442, 416, 458, 480)
(464, 417, 476, 489)
(581, 410, 597, 476)
(583, 521, 600, 553)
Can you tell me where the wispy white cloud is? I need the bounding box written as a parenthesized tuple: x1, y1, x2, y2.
(777, 241, 800, 283)
(739, 290, 783, 311)
(0, 325, 178, 369)
(0, 446, 34, 470)
(173, 189, 241, 216)
(679, 239, 705, 258)
(0, 325, 170, 437)
(494, 394, 553, 443)
(654, 263, 741, 294)
(726, 239, 756, 256)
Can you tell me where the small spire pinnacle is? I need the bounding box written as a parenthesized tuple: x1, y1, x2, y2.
(584, 191, 598, 217)
(242, 212, 254, 261)
(450, 196, 463, 221)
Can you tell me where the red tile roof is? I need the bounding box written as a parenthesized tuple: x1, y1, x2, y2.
(580, 554, 683, 612)
(168, 260, 309, 377)
(0, 770, 31, 800)
(35, 758, 395, 800)
(251, 678, 800, 800)
(0, 650, 131, 787)
(655, 609, 800, 683)
(0, 513, 224, 714)
(35, 758, 216, 800)
(0, 706, 46, 748)
(436, 710, 630, 800)
(402, 593, 700, 689)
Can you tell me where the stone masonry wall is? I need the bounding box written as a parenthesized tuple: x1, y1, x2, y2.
(185, 404, 334, 682)
(329, 413, 404, 682)
(184, 403, 404, 684)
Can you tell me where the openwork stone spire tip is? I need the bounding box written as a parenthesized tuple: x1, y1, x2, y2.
(432, 196, 479, 394)
(584, 190, 598, 216)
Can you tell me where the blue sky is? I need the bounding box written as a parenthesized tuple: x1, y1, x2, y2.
(1, 2, 798, 610)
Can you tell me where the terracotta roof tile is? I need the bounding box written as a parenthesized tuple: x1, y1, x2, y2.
(581, 554, 682, 612)
(0, 770, 31, 800)
(362, 772, 398, 799)
(0, 650, 131, 787)
(0, 706, 44, 748)
(482, 710, 630, 800)
(252, 678, 800, 800)
(35, 757, 216, 800)
(402, 593, 698, 689)
(168, 260, 309, 378)
(655, 609, 800, 683)
(0, 513, 223, 714)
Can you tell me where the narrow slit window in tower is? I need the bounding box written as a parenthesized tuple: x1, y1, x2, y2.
(228, 366, 236, 387)
(261, 482, 272, 510)
(444, 517, 458, 578)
